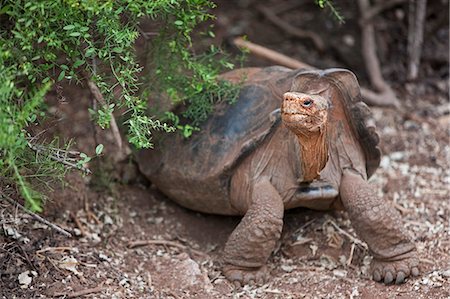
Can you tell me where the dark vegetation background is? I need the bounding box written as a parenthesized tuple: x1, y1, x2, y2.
(1, 0, 449, 298)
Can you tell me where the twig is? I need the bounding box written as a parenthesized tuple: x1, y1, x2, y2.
(407, 0, 427, 80)
(53, 286, 107, 298)
(257, 5, 325, 52)
(18, 244, 39, 273)
(360, 0, 408, 24)
(392, 201, 410, 214)
(36, 247, 76, 255)
(234, 36, 313, 69)
(0, 192, 72, 238)
(86, 80, 124, 153)
(357, 0, 401, 108)
(70, 211, 86, 236)
(347, 242, 356, 266)
(27, 140, 91, 175)
(263, 289, 307, 298)
(128, 239, 208, 258)
(233, 37, 399, 107)
(325, 219, 368, 250)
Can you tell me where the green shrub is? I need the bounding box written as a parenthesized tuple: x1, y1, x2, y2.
(0, 0, 237, 211)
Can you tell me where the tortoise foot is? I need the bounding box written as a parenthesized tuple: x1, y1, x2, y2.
(371, 255, 420, 284)
(223, 264, 268, 286)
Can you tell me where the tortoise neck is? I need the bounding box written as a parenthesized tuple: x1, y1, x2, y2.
(295, 127, 328, 183)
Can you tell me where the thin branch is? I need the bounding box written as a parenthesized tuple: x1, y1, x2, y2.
(358, 0, 401, 107)
(407, 0, 427, 80)
(86, 80, 124, 153)
(234, 37, 313, 69)
(27, 140, 91, 175)
(53, 286, 107, 298)
(325, 219, 368, 250)
(233, 37, 399, 107)
(0, 192, 72, 238)
(257, 5, 325, 52)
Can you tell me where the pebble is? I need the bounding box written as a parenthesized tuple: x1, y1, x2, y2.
(442, 269, 450, 278)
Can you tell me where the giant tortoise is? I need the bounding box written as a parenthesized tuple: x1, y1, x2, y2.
(136, 66, 420, 285)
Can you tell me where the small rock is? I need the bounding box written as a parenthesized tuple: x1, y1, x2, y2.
(99, 252, 111, 262)
(18, 271, 33, 289)
(59, 256, 83, 277)
(309, 244, 318, 256)
(333, 269, 347, 278)
(156, 253, 213, 292)
(380, 156, 390, 169)
(281, 265, 295, 273)
(390, 151, 406, 161)
(442, 269, 450, 278)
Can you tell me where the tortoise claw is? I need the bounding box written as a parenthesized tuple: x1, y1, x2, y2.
(371, 255, 420, 285)
(384, 271, 394, 284)
(223, 264, 268, 286)
(395, 271, 406, 284)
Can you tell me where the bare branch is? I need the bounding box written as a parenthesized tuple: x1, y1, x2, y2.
(27, 140, 91, 175)
(233, 37, 313, 69)
(358, 0, 401, 107)
(257, 5, 325, 52)
(0, 191, 72, 238)
(407, 0, 427, 80)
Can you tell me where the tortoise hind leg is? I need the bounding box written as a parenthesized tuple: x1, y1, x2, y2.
(223, 176, 284, 285)
(339, 169, 420, 284)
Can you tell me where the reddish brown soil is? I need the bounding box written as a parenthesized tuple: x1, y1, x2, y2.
(1, 1, 449, 298)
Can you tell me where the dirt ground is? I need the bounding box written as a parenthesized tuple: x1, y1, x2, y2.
(1, 1, 449, 298)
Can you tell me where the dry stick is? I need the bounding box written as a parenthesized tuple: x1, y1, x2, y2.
(325, 219, 368, 250)
(86, 80, 124, 155)
(357, 0, 401, 108)
(0, 192, 72, 238)
(257, 5, 325, 52)
(53, 286, 107, 298)
(407, 0, 427, 80)
(128, 239, 208, 257)
(70, 211, 86, 236)
(36, 247, 76, 255)
(233, 37, 398, 107)
(27, 141, 91, 175)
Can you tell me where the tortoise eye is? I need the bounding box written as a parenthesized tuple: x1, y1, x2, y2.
(303, 99, 313, 107)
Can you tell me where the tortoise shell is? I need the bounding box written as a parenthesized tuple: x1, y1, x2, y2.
(136, 66, 381, 214)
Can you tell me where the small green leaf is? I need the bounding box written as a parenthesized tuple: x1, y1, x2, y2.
(63, 24, 75, 30)
(112, 47, 123, 53)
(174, 20, 183, 26)
(95, 144, 104, 155)
(73, 59, 85, 68)
(85, 48, 95, 57)
(57, 70, 65, 81)
(69, 32, 81, 37)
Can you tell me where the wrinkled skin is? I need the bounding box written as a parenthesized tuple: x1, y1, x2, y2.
(137, 67, 420, 287)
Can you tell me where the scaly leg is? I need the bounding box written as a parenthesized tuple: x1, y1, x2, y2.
(223, 176, 284, 285)
(340, 169, 420, 284)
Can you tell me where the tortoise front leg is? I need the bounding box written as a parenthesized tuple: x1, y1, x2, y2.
(340, 169, 420, 284)
(223, 176, 284, 286)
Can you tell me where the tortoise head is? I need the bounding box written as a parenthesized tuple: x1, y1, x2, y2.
(281, 92, 329, 136)
(280, 72, 332, 183)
